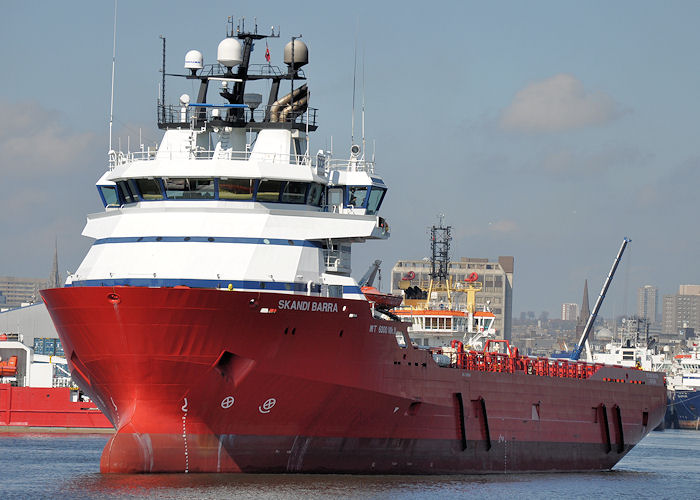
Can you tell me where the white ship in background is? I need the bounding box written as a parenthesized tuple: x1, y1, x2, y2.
(392, 220, 495, 350)
(593, 317, 667, 372)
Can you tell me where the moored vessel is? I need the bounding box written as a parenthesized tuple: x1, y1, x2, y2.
(41, 18, 666, 473)
(666, 347, 700, 429)
(0, 328, 111, 431)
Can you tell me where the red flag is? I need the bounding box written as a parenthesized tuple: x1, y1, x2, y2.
(265, 43, 270, 63)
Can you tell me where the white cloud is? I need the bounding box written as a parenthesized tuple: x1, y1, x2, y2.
(500, 74, 621, 132)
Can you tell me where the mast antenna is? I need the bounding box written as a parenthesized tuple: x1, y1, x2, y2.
(108, 0, 118, 154)
(159, 35, 166, 125)
(361, 49, 366, 159)
(351, 30, 357, 147)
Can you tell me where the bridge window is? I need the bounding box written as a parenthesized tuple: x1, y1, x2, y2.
(117, 181, 136, 204)
(347, 186, 368, 208)
(281, 182, 307, 204)
(219, 178, 256, 200)
(307, 183, 323, 206)
(256, 180, 284, 202)
(328, 188, 343, 210)
(164, 178, 215, 199)
(98, 186, 119, 207)
(366, 187, 386, 214)
(134, 178, 164, 200)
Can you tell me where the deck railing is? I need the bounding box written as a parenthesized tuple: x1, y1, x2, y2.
(157, 103, 318, 129)
(438, 340, 606, 380)
(108, 146, 366, 177)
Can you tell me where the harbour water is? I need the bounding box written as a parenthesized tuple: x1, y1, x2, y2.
(1, 429, 698, 499)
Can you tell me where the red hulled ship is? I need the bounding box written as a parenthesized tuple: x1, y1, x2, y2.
(41, 19, 665, 473)
(0, 331, 111, 431)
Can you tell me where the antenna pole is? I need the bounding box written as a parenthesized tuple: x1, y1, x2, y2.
(361, 48, 366, 159)
(108, 0, 118, 154)
(306, 91, 310, 160)
(160, 35, 166, 125)
(351, 36, 357, 146)
(291, 36, 295, 117)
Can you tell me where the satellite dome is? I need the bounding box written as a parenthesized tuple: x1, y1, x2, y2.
(284, 39, 308, 69)
(184, 50, 203, 71)
(217, 37, 242, 69)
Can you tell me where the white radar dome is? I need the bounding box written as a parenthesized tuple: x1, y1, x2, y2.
(217, 37, 243, 69)
(184, 50, 203, 70)
(284, 39, 308, 69)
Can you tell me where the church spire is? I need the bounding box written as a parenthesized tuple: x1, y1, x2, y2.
(49, 237, 60, 288)
(576, 279, 590, 339)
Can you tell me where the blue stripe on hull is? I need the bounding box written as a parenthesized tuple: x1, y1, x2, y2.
(69, 278, 318, 293)
(93, 236, 322, 248)
(67, 278, 360, 295)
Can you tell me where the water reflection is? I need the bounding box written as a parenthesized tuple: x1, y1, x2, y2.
(2, 430, 699, 499)
(59, 470, 643, 500)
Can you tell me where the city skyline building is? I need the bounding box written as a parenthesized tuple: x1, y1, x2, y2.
(561, 303, 578, 321)
(0, 244, 59, 310)
(637, 285, 658, 324)
(679, 285, 700, 296)
(662, 284, 700, 335)
(0, 277, 49, 309)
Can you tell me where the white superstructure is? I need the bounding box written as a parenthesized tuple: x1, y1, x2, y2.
(68, 22, 390, 301)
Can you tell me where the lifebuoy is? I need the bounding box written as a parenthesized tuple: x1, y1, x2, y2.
(465, 272, 478, 282)
(404, 271, 415, 280)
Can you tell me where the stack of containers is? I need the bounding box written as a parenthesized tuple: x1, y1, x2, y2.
(32, 338, 64, 356)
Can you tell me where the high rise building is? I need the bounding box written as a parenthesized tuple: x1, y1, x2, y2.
(679, 285, 700, 296)
(391, 256, 514, 340)
(0, 245, 60, 310)
(561, 303, 578, 321)
(637, 285, 658, 324)
(662, 285, 700, 335)
(0, 277, 49, 309)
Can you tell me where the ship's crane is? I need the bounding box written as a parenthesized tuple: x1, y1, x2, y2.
(461, 273, 483, 334)
(358, 259, 382, 288)
(570, 237, 631, 361)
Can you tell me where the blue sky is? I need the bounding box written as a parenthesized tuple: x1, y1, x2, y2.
(1, 1, 698, 317)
